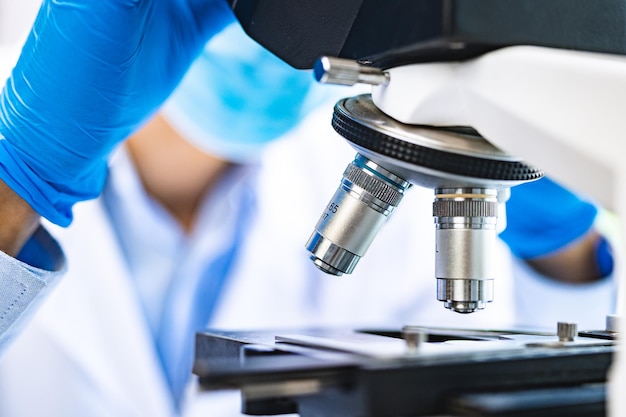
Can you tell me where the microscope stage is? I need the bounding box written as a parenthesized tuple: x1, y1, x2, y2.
(195, 326, 615, 416)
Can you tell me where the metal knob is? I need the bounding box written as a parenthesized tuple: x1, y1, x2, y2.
(606, 314, 621, 333)
(402, 326, 427, 354)
(557, 322, 578, 342)
(314, 56, 390, 86)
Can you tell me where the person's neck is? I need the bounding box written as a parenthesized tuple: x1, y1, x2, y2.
(125, 114, 233, 233)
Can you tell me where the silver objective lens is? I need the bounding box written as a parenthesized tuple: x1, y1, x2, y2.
(306, 154, 409, 275)
(435, 188, 499, 313)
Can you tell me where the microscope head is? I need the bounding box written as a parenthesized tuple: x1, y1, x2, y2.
(228, 0, 626, 313)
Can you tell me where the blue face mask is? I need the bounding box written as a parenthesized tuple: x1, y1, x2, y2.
(162, 23, 326, 162)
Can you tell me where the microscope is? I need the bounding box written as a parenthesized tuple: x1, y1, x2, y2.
(304, 72, 542, 314)
(222, 0, 626, 317)
(196, 1, 626, 415)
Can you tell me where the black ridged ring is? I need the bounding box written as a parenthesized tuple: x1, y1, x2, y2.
(332, 98, 543, 182)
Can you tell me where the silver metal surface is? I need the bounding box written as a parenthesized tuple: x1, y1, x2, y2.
(437, 278, 494, 313)
(306, 154, 409, 275)
(307, 232, 360, 275)
(315, 56, 390, 86)
(606, 314, 621, 333)
(434, 188, 500, 313)
(557, 322, 578, 342)
(402, 326, 427, 354)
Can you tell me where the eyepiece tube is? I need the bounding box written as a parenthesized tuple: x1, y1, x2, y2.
(306, 154, 409, 275)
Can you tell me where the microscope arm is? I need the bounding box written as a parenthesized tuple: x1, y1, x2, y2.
(372, 46, 625, 211)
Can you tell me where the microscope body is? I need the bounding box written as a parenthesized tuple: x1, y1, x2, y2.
(227, 1, 626, 413)
(372, 43, 626, 416)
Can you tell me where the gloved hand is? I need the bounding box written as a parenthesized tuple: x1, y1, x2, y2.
(0, 0, 234, 226)
(500, 177, 613, 277)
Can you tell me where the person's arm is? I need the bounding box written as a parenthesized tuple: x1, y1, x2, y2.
(525, 230, 609, 283)
(0, 0, 235, 353)
(500, 177, 613, 284)
(0, 181, 39, 257)
(0, 0, 234, 228)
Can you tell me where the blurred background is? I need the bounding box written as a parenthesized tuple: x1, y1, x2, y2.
(0, 0, 39, 45)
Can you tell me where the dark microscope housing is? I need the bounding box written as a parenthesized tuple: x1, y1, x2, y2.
(228, 0, 626, 70)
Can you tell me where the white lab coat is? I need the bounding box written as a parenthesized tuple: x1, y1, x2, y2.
(0, 43, 66, 354)
(0, 101, 611, 417)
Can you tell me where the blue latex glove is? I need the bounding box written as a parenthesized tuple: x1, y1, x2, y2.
(0, 0, 234, 226)
(500, 177, 613, 276)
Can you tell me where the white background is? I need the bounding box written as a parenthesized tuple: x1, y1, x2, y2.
(0, 0, 40, 45)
